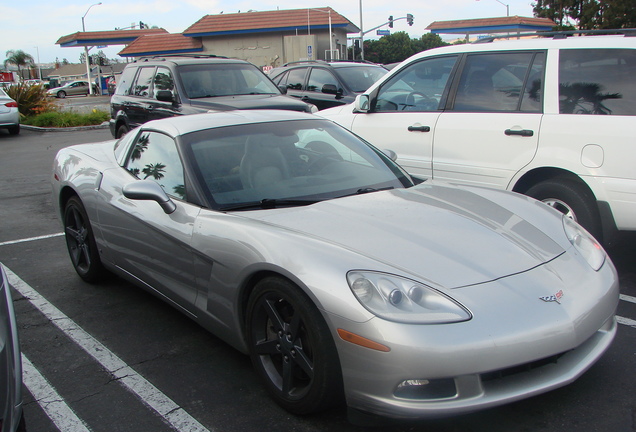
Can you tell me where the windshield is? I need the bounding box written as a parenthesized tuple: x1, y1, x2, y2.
(178, 63, 280, 99)
(336, 65, 387, 92)
(182, 119, 413, 209)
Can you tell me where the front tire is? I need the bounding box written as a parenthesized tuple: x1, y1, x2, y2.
(526, 179, 602, 241)
(63, 196, 104, 282)
(57, 90, 66, 98)
(116, 124, 129, 139)
(246, 277, 343, 415)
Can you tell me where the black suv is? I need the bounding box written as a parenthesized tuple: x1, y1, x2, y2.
(268, 61, 387, 110)
(109, 56, 315, 138)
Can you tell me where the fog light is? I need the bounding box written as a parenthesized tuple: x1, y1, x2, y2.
(394, 378, 457, 400)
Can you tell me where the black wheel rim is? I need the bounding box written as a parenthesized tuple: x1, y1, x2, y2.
(64, 205, 92, 274)
(251, 293, 314, 400)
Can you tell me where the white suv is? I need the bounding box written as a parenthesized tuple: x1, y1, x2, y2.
(320, 31, 635, 244)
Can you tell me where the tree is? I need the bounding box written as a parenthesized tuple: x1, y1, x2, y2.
(414, 33, 449, 52)
(4, 50, 35, 80)
(533, 0, 636, 30)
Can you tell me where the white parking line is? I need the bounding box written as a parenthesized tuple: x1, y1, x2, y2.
(620, 294, 636, 304)
(0, 233, 64, 247)
(5, 266, 212, 432)
(22, 354, 92, 432)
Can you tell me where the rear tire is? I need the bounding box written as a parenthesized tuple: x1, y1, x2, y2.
(8, 125, 19, 135)
(526, 179, 602, 241)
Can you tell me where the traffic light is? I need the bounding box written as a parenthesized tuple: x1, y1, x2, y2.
(407, 13, 414, 26)
(388, 15, 394, 28)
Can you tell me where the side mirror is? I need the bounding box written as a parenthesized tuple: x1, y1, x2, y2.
(155, 90, 174, 103)
(123, 180, 177, 214)
(321, 84, 342, 96)
(354, 94, 370, 113)
(278, 85, 288, 95)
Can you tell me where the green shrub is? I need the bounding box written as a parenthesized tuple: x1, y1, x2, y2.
(4, 83, 54, 116)
(22, 110, 109, 128)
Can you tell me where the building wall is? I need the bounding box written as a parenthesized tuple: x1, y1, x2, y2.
(200, 28, 350, 70)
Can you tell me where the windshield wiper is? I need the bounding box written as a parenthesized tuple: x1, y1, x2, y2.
(220, 198, 320, 211)
(338, 186, 395, 198)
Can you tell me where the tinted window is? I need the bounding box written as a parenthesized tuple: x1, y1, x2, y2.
(454, 52, 543, 112)
(126, 132, 185, 200)
(115, 67, 138, 96)
(336, 66, 387, 92)
(559, 49, 636, 115)
(133, 67, 155, 98)
(307, 68, 339, 92)
(153, 66, 175, 98)
(285, 68, 306, 91)
(178, 63, 280, 98)
(374, 56, 458, 112)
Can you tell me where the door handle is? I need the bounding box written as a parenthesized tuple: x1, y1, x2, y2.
(505, 129, 534, 137)
(407, 125, 431, 132)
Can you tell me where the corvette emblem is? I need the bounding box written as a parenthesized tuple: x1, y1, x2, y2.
(539, 290, 563, 304)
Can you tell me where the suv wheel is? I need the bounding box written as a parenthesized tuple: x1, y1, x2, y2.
(116, 124, 129, 139)
(526, 179, 602, 241)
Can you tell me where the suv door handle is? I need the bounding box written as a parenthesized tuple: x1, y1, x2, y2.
(146, 105, 154, 111)
(505, 129, 534, 137)
(408, 125, 431, 132)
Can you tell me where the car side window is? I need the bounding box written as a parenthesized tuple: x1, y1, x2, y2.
(307, 68, 339, 93)
(115, 67, 138, 96)
(559, 49, 636, 115)
(453, 52, 543, 112)
(133, 67, 156, 98)
(153, 67, 175, 99)
(271, 71, 288, 86)
(374, 56, 458, 112)
(286, 68, 306, 90)
(126, 132, 186, 200)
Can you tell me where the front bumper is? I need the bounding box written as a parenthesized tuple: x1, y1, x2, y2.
(329, 252, 619, 419)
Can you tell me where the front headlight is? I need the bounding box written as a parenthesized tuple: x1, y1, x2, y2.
(562, 216, 605, 271)
(346, 271, 471, 324)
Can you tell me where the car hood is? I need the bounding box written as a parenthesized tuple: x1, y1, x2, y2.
(237, 184, 565, 289)
(189, 94, 310, 112)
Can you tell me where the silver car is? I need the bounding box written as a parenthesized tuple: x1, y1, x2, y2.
(0, 89, 19, 135)
(51, 110, 619, 421)
(47, 80, 97, 98)
(0, 264, 24, 431)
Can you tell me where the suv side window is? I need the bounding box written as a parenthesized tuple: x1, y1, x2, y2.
(374, 56, 458, 112)
(453, 52, 545, 112)
(115, 66, 138, 96)
(286, 68, 307, 90)
(307, 68, 339, 92)
(133, 67, 156, 98)
(153, 66, 175, 99)
(559, 49, 636, 115)
(126, 131, 186, 200)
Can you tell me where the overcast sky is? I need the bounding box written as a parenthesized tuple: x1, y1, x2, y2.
(2, 0, 536, 64)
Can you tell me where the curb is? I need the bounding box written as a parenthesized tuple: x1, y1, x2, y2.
(20, 122, 110, 133)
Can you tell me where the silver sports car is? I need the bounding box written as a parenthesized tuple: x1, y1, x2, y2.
(52, 110, 619, 421)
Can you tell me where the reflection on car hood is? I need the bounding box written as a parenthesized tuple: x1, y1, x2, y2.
(239, 183, 565, 289)
(189, 94, 310, 112)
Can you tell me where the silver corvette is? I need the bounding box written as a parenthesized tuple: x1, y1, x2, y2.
(52, 110, 619, 421)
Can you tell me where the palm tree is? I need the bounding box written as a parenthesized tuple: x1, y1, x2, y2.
(4, 50, 35, 80)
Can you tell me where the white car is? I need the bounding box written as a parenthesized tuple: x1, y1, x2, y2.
(320, 30, 636, 245)
(0, 88, 19, 135)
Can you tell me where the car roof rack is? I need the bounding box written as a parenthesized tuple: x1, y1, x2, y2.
(135, 54, 229, 62)
(474, 28, 636, 43)
(280, 59, 378, 67)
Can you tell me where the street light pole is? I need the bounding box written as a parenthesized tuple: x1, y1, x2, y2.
(82, 2, 102, 95)
(359, 0, 364, 60)
(476, 0, 509, 16)
(34, 46, 42, 80)
(307, 8, 334, 61)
